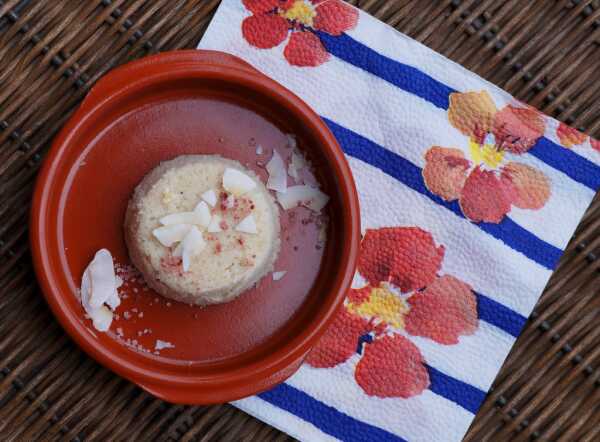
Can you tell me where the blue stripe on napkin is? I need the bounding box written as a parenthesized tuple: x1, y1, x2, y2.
(528, 137, 600, 190)
(475, 292, 527, 338)
(259, 383, 407, 442)
(325, 118, 563, 270)
(317, 31, 453, 110)
(319, 32, 600, 192)
(426, 366, 487, 414)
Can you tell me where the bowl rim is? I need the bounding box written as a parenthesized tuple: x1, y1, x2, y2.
(30, 50, 360, 404)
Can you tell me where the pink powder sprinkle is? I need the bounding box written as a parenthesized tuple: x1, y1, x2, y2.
(116, 264, 141, 282)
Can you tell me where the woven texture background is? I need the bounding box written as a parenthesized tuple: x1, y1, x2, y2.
(1, 0, 599, 440)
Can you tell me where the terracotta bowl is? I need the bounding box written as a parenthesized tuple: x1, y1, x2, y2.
(30, 50, 360, 404)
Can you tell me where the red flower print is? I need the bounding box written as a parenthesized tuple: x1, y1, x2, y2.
(502, 162, 551, 210)
(422, 147, 471, 201)
(241, 0, 358, 67)
(355, 335, 430, 398)
(284, 32, 330, 67)
(358, 227, 445, 292)
(242, 14, 289, 49)
(492, 106, 546, 154)
(305, 307, 370, 368)
(423, 91, 551, 223)
(591, 138, 600, 153)
(405, 275, 478, 345)
(557, 122, 587, 148)
(459, 167, 515, 224)
(306, 227, 479, 399)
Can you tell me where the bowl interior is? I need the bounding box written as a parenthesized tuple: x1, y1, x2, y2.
(33, 52, 357, 402)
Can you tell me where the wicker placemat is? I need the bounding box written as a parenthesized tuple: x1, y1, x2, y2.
(0, 1, 598, 440)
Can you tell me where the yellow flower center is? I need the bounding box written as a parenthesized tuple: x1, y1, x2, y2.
(469, 137, 504, 169)
(282, 0, 316, 27)
(348, 286, 409, 329)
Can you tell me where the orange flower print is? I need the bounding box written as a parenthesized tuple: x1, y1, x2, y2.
(306, 227, 479, 399)
(241, 0, 358, 67)
(556, 122, 600, 154)
(557, 122, 587, 148)
(423, 91, 552, 223)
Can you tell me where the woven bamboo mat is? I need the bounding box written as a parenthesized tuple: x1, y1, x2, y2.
(0, 0, 599, 440)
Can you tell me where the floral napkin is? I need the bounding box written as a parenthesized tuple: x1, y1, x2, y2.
(199, 1, 600, 440)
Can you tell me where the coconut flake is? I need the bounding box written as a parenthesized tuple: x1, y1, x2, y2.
(88, 249, 117, 309)
(193, 201, 212, 227)
(91, 306, 113, 332)
(305, 191, 330, 212)
(160, 204, 211, 229)
(276, 185, 329, 212)
(272, 271, 287, 281)
(81, 265, 92, 311)
(172, 242, 183, 257)
(235, 214, 258, 234)
(223, 168, 256, 195)
(202, 189, 218, 207)
(288, 151, 306, 181)
(106, 276, 122, 308)
(152, 224, 192, 247)
(266, 150, 287, 193)
(106, 288, 121, 310)
(181, 226, 205, 272)
(155, 340, 175, 351)
(207, 214, 222, 233)
(80, 249, 120, 332)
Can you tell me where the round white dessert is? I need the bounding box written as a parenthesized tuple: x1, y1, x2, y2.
(125, 155, 280, 305)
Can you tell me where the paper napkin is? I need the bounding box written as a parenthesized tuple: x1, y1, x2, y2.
(199, 1, 600, 440)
